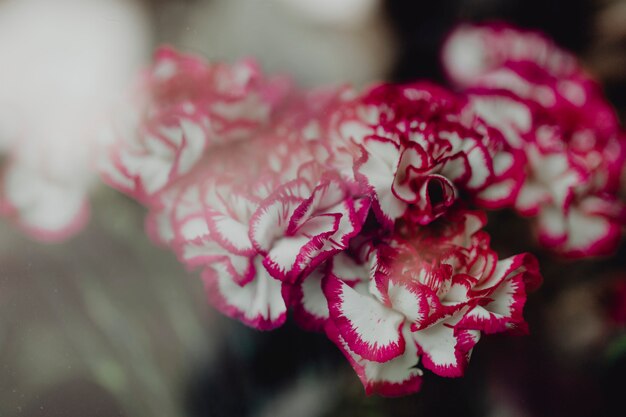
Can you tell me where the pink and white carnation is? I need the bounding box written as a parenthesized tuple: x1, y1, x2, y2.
(330, 82, 522, 227)
(0, 146, 91, 242)
(441, 22, 578, 88)
(140, 141, 291, 330)
(249, 171, 367, 283)
(144, 170, 289, 330)
(322, 208, 541, 396)
(100, 47, 292, 204)
(134, 85, 370, 331)
(443, 23, 626, 258)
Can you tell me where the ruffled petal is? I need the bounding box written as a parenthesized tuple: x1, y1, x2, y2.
(414, 315, 481, 377)
(203, 256, 287, 330)
(326, 321, 423, 397)
(324, 275, 405, 362)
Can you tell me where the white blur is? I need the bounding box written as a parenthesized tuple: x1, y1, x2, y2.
(0, 0, 150, 239)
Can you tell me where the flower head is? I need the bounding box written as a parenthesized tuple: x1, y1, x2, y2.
(322, 208, 540, 395)
(442, 23, 626, 258)
(337, 82, 519, 226)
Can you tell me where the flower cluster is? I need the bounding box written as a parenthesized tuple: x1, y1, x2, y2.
(442, 23, 626, 257)
(99, 44, 551, 396)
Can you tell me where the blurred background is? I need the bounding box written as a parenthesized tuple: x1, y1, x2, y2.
(1, 0, 626, 416)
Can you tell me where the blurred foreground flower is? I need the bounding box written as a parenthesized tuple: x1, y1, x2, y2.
(0, 0, 149, 240)
(442, 22, 626, 257)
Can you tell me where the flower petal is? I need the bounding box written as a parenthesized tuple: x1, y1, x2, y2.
(291, 264, 329, 331)
(326, 321, 423, 397)
(324, 275, 405, 362)
(203, 256, 287, 330)
(414, 316, 480, 377)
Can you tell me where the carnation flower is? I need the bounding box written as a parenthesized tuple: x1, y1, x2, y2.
(441, 22, 578, 88)
(322, 208, 541, 396)
(1, 159, 89, 241)
(442, 23, 626, 257)
(250, 173, 366, 283)
(331, 82, 521, 227)
(146, 170, 290, 330)
(100, 47, 292, 203)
